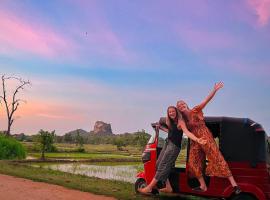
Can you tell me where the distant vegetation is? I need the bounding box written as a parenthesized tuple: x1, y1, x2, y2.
(14, 130, 151, 150)
(11, 128, 189, 161)
(10, 129, 152, 160)
(0, 134, 26, 159)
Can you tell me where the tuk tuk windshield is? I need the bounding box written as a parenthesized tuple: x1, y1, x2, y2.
(147, 129, 156, 144)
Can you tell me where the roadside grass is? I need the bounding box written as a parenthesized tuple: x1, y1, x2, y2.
(0, 161, 205, 200)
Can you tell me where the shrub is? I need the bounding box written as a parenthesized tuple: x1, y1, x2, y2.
(76, 147, 85, 153)
(0, 134, 26, 159)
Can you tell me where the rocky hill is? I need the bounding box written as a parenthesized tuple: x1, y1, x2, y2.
(91, 121, 113, 135)
(64, 129, 89, 138)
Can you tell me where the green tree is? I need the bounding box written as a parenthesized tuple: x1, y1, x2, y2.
(37, 129, 56, 160)
(113, 137, 126, 151)
(75, 130, 85, 152)
(134, 131, 150, 150)
(75, 130, 84, 146)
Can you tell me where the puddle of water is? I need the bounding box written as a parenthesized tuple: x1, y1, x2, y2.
(33, 163, 141, 183)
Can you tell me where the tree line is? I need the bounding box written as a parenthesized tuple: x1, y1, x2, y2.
(15, 130, 151, 149)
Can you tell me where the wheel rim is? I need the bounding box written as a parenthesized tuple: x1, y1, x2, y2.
(138, 181, 146, 189)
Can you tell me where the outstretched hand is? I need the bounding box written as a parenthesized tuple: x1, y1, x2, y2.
(214, 82, 224, 91)
(197, 137, 207, 145)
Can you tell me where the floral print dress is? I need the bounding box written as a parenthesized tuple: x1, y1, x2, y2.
(186, 105, 232, 178)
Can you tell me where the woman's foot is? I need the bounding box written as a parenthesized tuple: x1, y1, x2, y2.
(233, 186, 241, 195)
(159, 187, 173, 193)
(192, 186, 207, 192)
(138, 187, 152, 195)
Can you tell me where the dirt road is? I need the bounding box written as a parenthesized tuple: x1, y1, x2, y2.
(0, 174, 116, 200)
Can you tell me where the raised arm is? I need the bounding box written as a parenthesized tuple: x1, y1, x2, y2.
(197, 82, 224, 110)
(177, 120, 206, 145)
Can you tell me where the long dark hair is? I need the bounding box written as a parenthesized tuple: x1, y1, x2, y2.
(166, 106, 181, 130)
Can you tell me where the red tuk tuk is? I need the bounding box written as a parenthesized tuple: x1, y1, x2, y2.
(135, 117, 270, 200)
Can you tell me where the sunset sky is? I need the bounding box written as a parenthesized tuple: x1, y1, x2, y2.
(0, 0, 269, 135)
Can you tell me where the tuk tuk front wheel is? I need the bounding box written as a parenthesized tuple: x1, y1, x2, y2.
(229, 193, 257, 200)
(135, 178, 147, 193)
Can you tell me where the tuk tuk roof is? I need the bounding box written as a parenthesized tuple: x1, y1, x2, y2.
(204, 116, 268, 165)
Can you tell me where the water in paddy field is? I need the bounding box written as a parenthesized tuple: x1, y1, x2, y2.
(34, 163, 142, 183)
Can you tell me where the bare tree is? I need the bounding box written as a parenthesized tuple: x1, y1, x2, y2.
(0, 75, 30, 135)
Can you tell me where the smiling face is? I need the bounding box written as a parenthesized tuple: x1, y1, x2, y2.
(168, 107, 177, 120)
(177, 100, 188, 112)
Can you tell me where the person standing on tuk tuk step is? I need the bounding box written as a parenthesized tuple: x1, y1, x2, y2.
(177, 82, 241, 194)
(138, 106, 207, 195)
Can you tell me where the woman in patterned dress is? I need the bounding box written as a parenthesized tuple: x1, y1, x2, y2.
(177, 82, 241, 194)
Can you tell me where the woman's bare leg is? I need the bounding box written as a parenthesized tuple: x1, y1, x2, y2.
(228, 176, 241, 194)
(228, 176, 237, 187)
(159, 179, 173, 193)
(198, 176, 207, 191)
(138, 178, 158, 194)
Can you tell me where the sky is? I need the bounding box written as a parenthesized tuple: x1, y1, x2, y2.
(0, 0, 269, 135)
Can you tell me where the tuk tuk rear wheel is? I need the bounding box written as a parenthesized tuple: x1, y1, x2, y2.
(135, 178, 147, 193)
(229, 193, 257, 200)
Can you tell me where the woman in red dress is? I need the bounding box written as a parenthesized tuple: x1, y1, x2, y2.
(177, 82, 241, 194)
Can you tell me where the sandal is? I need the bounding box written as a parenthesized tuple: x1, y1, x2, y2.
(233, 186, 242, 195)
(138, 188, 153, 196)
(192, 186, 207, 192)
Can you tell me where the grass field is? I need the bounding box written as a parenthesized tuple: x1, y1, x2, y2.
(28, 152, 140, 159)
(23, 142, 187, 164)
(23, 142, 143, 157)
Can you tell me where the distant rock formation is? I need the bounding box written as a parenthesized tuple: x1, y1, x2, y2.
(92, 121, 113, 135)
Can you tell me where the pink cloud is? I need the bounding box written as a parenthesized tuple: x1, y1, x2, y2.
(247, 0, 270, 26)
(0, 10, 76, 59)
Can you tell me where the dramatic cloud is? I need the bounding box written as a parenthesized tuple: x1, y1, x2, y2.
(248, 0, 270, 26)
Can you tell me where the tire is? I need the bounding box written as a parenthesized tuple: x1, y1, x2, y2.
(230, 193, 257, 200)
(135, 178, 147, 193)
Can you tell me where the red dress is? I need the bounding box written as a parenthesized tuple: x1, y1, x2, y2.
(186, 105, 232, 178)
